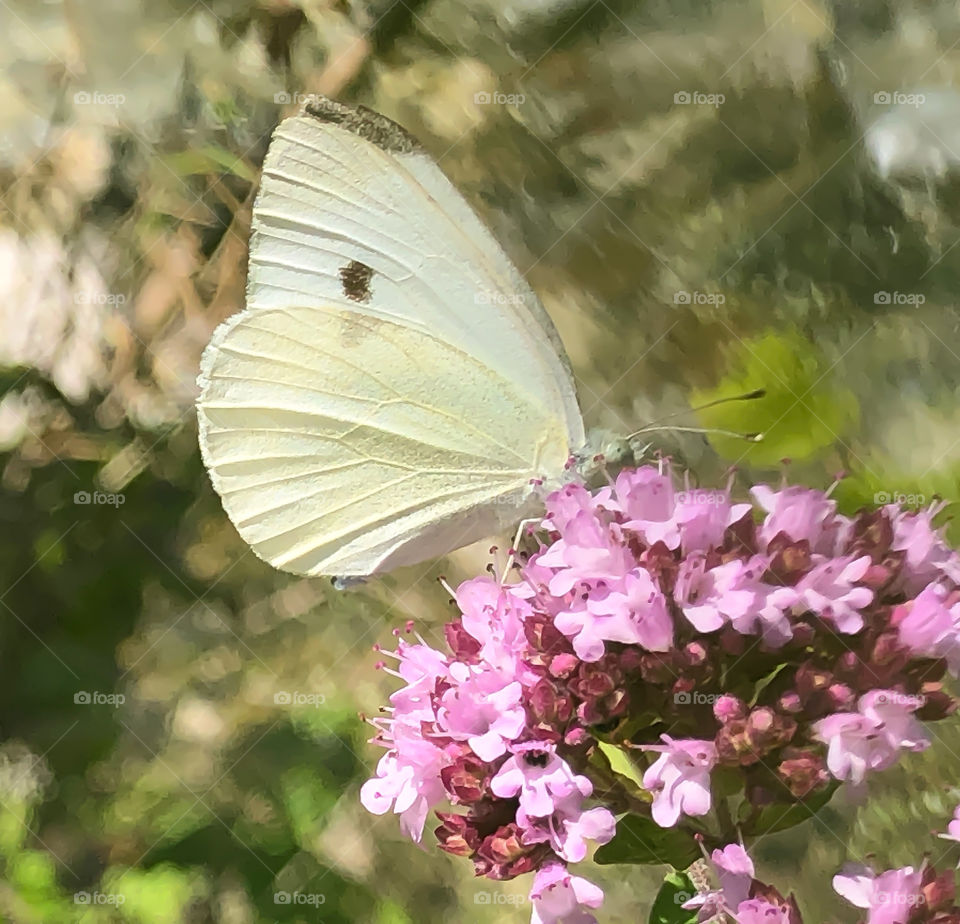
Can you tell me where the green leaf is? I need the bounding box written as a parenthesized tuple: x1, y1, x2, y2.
(740, 782, 839, 836)
(648, 872, 699, 924)
(597, 741, 646, 790)
(594, 814, 699, 868)
(748, 662, 791, 706)
(691, 329, 859, 466)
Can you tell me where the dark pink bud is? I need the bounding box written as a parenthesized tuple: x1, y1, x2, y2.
(715, 720, 756, 766)
(564, 726, 591, 747)
(921, 866, 956, 911)
(683, 641, 708, 667)
(872, 631, 906, 666)
(440, 754, 490, 804)
(713, 694, 748, 724)
(435, 812, 480, 856)
(777, 749, 829, 798)
(765, 537, 812, 585)
(548, 653, 579, 678)
(777, 691, 803, 714)
(825, 683, 855, 711)
(795, 662, 832, 701)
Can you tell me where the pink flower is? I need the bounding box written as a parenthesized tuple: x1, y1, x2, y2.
(529, 862, 604, 924)
(359, 725, 450, 842)
(890, 502, 960, 593)
(613, 467, 680, 548)
(437, 666, 527, 761)
(455, 577, 532, 678)
(813, 690, 929, 784)
(491, 742, 590, 818)
(674, 489, 752, 554)
(386, 639, 450, 715)
(518, 791, 617, 863)
(684, 843, 756, 920)
(554, 569, 672, 661)
(641, 735, 717, 827)
(859, 690, 929, 752)
(752, 484, 843, 553)
(712, 843, 755, 908)
(939, 804, 960, 864)
(792, 555, 873, 633)
(675, 556, 761, 634)
(893, 583, 960, 675)
(833, 863, 924, 924)
(536, 515, 634, 596)
(813, 712, 891, 784)
(542, 482, 606, 534)
(361, 638, 453, 841)
(721, 557, 799, 646)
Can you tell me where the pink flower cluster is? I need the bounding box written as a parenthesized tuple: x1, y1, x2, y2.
(361, 466, 960, 922)
(833, 862, 958, 924)
(688, 833, 960, 924)
(685, 843, 802, 922)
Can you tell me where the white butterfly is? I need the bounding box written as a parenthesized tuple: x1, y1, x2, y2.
(197, 96, 588, 579)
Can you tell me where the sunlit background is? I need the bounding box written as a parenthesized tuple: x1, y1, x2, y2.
(3, 0, 960, 920)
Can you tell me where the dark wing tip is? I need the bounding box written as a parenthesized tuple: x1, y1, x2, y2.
(331, 575, 369, 591)
(301, 96, 422, 155)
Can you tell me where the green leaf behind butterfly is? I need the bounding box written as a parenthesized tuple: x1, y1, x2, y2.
(691, 329, 859, 466)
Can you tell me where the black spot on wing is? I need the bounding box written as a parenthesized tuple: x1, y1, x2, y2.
(339, 260, 374, 303)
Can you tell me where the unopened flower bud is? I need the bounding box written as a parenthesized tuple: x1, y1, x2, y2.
(713, 694, 748, 724)
(435, 812, 480, 856)
(440, 755, 490, 804)
(825, 683, 855, 711)
(777, 749, 829, 798)
(684, 640, 709, 667)
(777, 691, 803, 714)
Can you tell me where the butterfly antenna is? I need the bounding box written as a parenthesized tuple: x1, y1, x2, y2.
(625, 388, 766, 441)
(634, 425, 764, 441)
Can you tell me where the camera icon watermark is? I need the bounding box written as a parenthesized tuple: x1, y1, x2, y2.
(475, 891, 527, 905)
(874, 490, 926, 507)
(274, 691, 326, 707)
(274, 891, 325, 906)
(676, 490, 729, 506)
(673, 90, 725, 108)
(74, 291, 127, 306)
(475, 291, 526, 306)
(674, 691, 719, 706)
(674, 290, 726, 305)
(873, 691, 925, 708)
(274, 91, 323, 106)
(873, 291, 925, 306)
(473, 91, 526, 106)
(74, 691, 126, 706)
(874, 90, 926, 108)
(74, 490, 125, 507)
(74, 892, 125, 905)
(73, 90, 126, 108)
